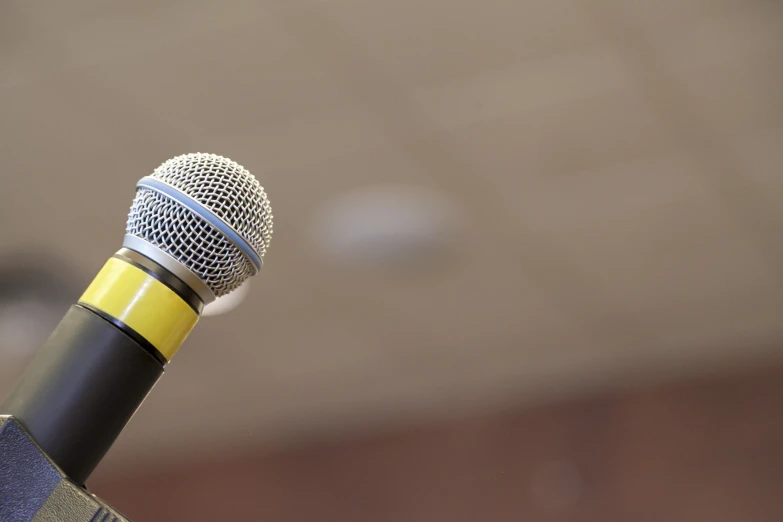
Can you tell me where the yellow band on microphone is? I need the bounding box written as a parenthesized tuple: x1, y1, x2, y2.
(79, 257, 198, 362)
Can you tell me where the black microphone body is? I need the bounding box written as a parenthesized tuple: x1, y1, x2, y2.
(2, 305, 163, 486)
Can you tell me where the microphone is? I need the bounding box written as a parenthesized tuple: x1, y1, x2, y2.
(0, 153, 273, 520)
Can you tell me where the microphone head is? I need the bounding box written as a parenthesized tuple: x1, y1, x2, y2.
(124, 153, 273, 303)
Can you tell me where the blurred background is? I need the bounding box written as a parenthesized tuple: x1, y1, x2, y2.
(1, 0, 782, 520)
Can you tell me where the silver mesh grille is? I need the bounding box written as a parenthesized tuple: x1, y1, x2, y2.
(147, 153, 272, 258)
(126, 188, 255, 296)
(125, 153, 273, 298)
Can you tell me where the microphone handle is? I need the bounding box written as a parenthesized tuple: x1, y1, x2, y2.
(1, 248, 203, 521)
(2, 304, 163, 485)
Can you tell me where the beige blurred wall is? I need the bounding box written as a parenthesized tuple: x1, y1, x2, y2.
(96, 358, 783, 521)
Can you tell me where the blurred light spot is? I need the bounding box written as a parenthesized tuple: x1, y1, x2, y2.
(202, 281, 250, 317)
(0, 254, 78, 359)
(0, 299, 61, 357)
(313, 186, 458, 269)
